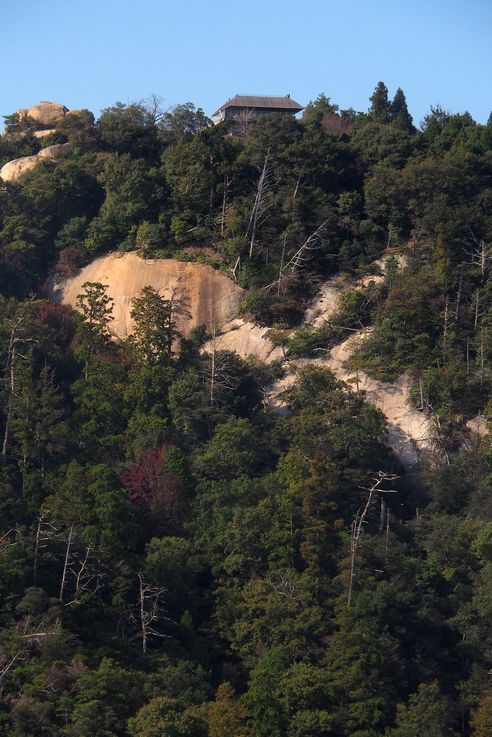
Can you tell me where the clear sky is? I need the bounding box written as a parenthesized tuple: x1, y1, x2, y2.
(2, 0, 491, 126)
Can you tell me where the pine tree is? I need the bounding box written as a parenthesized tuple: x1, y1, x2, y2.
(369, 81, 391, 123)
(130, 285, 189, 364)
(75, 281, 114, 379)
(389, 88, 414, 131)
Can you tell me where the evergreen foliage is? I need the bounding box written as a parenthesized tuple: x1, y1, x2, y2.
(0, 83, 492, 735)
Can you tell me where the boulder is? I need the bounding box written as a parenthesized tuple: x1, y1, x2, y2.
(37, 143, 72, 159)
(25, 101, 68, 127)
(203, 319, 284, 363)
(53, 252, 245, 339)
(0, 155, 39, 182)
(0, 143, 72, 183)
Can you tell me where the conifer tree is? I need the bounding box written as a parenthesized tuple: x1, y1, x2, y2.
(389, 88, 414, 131)
(369, 81, 391, 122)
(75, 281, 114, 378)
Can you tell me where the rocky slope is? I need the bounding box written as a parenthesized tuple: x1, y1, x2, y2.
(206, 253, 436, 466)
(53, 252, 245, 338)
(55, 250, 437, 465)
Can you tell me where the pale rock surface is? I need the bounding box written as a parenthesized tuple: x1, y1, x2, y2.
(301, 253, 408, 328)
(203, 319, 285, 363)
(23, 101, 68, 126)
(53, 248, 432, 466)
(0, 155, 39, 182)
(0, 143, 72, 183)
(37, 143, 72, 160)
(54, 252, 245, 339)
(33, 129, 57, 139)
(303, 279, 341, 328)
(466, 414, 488, 437)
(267, 331, 435, 466)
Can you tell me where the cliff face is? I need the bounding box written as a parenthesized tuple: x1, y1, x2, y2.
(53, 252, 245, 338)
(54, 251, 438, 466)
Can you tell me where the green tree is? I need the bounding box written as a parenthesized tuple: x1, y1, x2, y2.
(75, 281, 114, 378)
(130, 285, 187, 364)
(128, 696, 207, 737)
(386, 682, 458, 737)
(243, 648, 290, 737)
(208, 682, 251, 737)
(389, 88, 414, 132)
(160, 103, 211, 142)
(370, 81, 391, 123)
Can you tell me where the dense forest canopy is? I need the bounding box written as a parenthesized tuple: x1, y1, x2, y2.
(1, 82, 492, 736)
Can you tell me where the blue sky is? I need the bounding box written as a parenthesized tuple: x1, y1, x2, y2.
(2, 0, 491, 126)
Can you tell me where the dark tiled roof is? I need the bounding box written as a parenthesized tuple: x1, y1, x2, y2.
(213, 95, 303, 116)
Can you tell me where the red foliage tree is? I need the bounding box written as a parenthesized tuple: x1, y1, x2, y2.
(36, 300, 76, 349)
(120, 445, 188, 534)
(55, 246, 84, 278)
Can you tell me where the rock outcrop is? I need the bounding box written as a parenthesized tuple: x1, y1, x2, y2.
(54, 249, 435, 466)
(20, 101, 68, 127)
(54, 252, 245, 338)
(203, 319, 285, 363)
(466, 414, 488, 437)
(33, 129, 57, 139)
(0, 143, 72, 183)
(0, 155, 39, 182)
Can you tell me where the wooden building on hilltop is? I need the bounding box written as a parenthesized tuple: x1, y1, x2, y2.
(212, 94, 303, 135)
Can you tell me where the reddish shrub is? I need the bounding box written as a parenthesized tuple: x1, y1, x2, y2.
(120, 445, 188, 534)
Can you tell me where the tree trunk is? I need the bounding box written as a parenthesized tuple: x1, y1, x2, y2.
(59, 526, 73, 602)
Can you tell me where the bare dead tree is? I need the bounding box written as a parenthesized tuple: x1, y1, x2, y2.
(468, 234, 492, 278)
(2, 310, 37, 461)
(132, 573, 169, 654)
(267, 220, 330, 294)
(293, 170, 303, 201)
(385, 508, 391, 562)
(33, 513, 58, 586)
(59, 525, 74, 603)
(231, 255, 241, 281)
(277, 233, 288, 296)
(143, 94, 165, 126)
(442, 294, 450, 355)
(0, 529, 16, 555)
(480, 327, 485, 388)
(0, 647, 28, 694)
(283, 220, 329, 276)
(246, 150, 274, 259)
(265, 568, 307, 606)
(474, 288, 483, 331)
(422, 399, 450, 465)
(455, 275, 463, 321)
(347, 472, 399, 606)
(235, 107, 255, 138)
(202, 328, 240, 407)
(218, 174, 233, 236)
(65, 546, 105, 606)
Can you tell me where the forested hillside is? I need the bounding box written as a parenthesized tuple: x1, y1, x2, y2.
(1, 83, 492, 737)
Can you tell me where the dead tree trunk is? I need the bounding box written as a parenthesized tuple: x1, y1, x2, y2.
(59, 525, 73, 602)
(247, 151, 273, 259)
(220, 174, 231, 236)
(347, 472, 398, 606)
(474, 288, 481, 331)
(136, 572, 167, 654)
